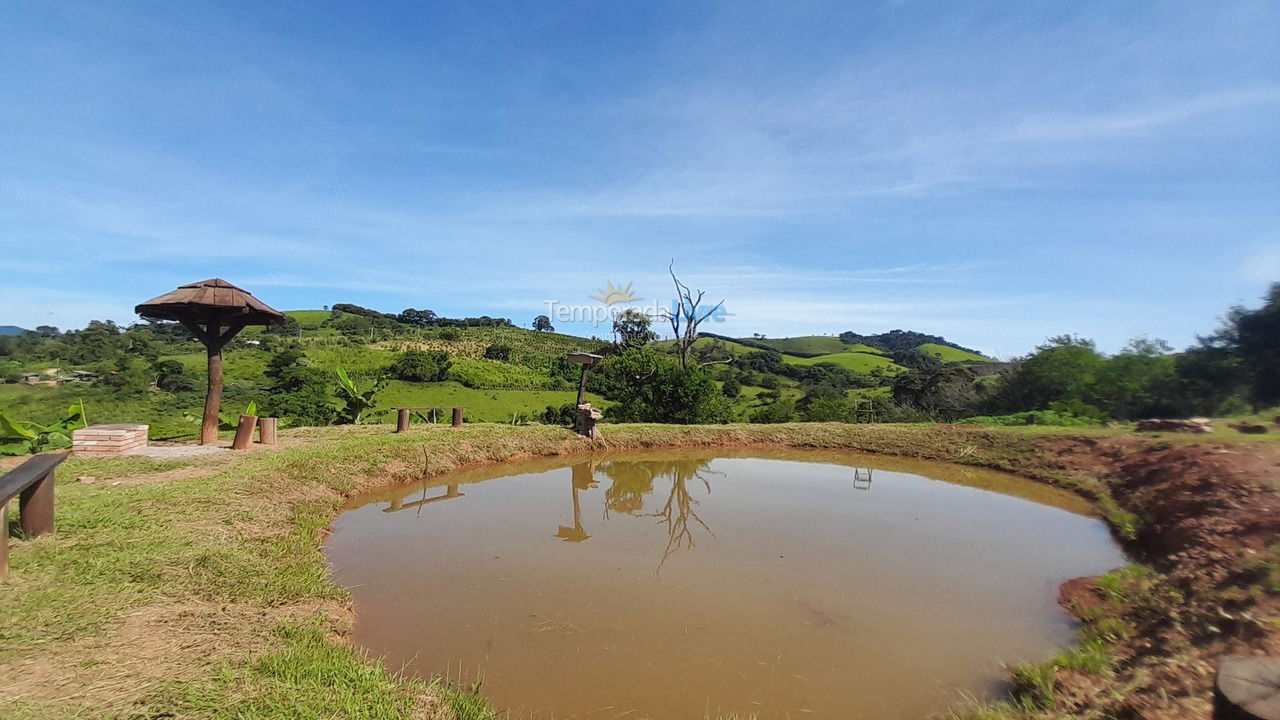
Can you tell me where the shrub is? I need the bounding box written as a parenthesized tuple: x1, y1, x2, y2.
(541, 403, 577, 427)
(388, 350, 450, 382)
(601, 347, 732, 424)
(483, 344, 512, 361)
(749, 398, 795, 423)
(721, 377, 741, 398)
(153, 359, 197, 393)
(261, 366, 337, 427)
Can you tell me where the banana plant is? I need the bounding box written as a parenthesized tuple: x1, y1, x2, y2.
(0, 401, 88, 455)
(335, 367, 386, 424)
(182, 401, 258, 431)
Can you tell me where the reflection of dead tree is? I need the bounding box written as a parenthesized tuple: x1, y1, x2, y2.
(648, 463, 720, 570)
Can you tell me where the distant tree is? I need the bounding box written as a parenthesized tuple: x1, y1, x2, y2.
(266, 349, 308, 379)
(153, 359, 197, 393)
(1094, 337, 1177, 418)
(601, 347, 732, 424)
(397, 308, 438, 327)
(388, 350, 451, 382)
(533, 315, 555, 332)
(721, 377, 741, 399)
(613, 309, 657, 348)
(264, 316, 300, 336)
(483, 344, 512, 361)
(262, 366, 337, 427)
(892, 348, 944, 372)
(1233, 283, 1280, 407)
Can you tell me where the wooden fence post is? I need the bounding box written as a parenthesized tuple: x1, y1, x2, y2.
(231, 414, 258, 450)
(257, 417, 277, 445)
(396, 408, 411, 433)
(452, 407, 464, 427)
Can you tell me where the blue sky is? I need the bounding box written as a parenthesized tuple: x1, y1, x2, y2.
(1, 1, 1276, 357)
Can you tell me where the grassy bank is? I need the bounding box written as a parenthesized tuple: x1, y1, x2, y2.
(0, 423, 1274, 719)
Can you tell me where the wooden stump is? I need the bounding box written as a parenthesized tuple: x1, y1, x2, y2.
(396, 408, 411, 433)
(1216, 656, 1280, 720)
(452, 407, 464, 427)
(231, 414, 258, 450)
(257, 417, 277, 445)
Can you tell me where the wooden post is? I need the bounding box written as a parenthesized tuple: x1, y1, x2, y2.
(18, 470, 55, 537)
(231, 414, 257, 450)
(396, 408, 411, 433)
(257, 417, 277, 444)
(577, 365, 588, 406)
(180, 314, 247, 446)
(1, 500, 8, 582)
(202, 343, 223, 445)
(452, 407, 464, 427)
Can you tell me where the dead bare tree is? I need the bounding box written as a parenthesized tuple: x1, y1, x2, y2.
(663, 262, 730, 370)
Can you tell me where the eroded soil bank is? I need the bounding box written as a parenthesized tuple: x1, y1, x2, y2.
(0, 423, 1276, 719)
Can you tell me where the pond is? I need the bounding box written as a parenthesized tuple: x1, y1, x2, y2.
(326, 450, 1126, 719)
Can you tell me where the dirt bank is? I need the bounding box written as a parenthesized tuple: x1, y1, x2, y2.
(1030, 436, 1280, 720)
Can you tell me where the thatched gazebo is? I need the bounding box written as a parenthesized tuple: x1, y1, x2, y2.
(136, 279, 285, 445)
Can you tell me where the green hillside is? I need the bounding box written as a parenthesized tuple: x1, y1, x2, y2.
(783, 351, 904, 374)
(750, 335, 847, 356)
(844, 343, 886, 355)
(917, 343, 991, 364)
(284, 310, 337, 328)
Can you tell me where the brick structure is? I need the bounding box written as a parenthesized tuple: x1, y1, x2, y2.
(72, 424, 149, 457)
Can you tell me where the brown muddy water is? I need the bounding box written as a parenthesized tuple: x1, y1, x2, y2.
(326, 450, 1126, 719)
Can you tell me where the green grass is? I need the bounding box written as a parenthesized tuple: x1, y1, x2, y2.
(918, 342, 991, 364)
(782, 350, 904, 374)
(374, 380, 602, 421)
(843, 343, 886, 355)
(446, 358, 563, 390)
(284, 310, 340, 328)
(748, 335, 848, 356)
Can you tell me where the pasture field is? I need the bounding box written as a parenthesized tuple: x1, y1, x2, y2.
(749, 335, 847, 356)
(917, 342, 991, 363)
(374, 381, 604, 422)
(782, 350, 904, 374)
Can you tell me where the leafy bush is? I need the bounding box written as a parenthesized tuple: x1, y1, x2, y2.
(957, 409, 1100, 426)
(541, 403, 577, 427)
(261, 366, 337, 427)
(721, 377, 741, 398)
(601, 347, 732, 424)
(483, 344, 512, 361)
(449, 358, 557, 389)
(0, 401, 87, 455)
(749, 398, 795, 423)
(153, 359, 197, 393)
(388, 350, 450, 382)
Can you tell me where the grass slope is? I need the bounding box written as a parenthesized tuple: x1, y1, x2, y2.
(783, 350, 904, 374)
(917, 342, 991, 364)
(375, 381, 601, 421)
(747, 335, 847, 356)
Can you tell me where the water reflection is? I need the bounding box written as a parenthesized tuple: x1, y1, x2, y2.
(555, 462, 597, 542)
(330, 451, 1126, 720)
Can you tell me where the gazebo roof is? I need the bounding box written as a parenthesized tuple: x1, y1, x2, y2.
(135, 278, 286, 325)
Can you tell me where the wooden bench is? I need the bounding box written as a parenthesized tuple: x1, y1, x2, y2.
(1, 452, 68, 580)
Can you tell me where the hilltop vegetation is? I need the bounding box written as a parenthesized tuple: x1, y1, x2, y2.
(3, 283, 1277, 441)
